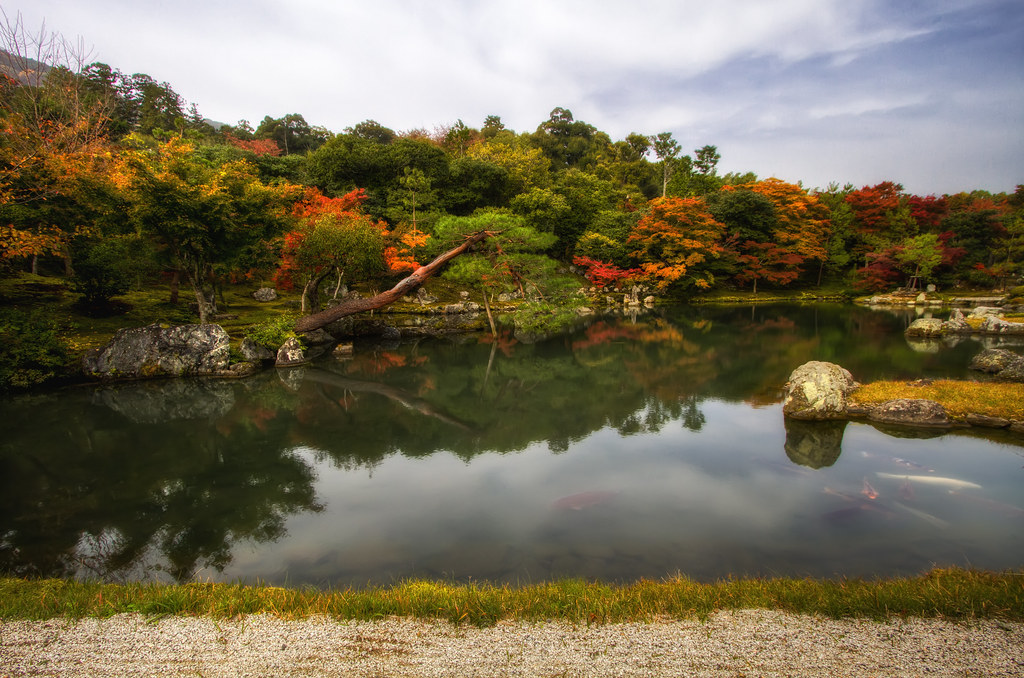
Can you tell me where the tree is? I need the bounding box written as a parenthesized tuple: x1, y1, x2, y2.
(650, 132, 681, 197)
(627, 197, 726, 292)
(896, 233, 943, 289)
(735, 241, 803, 295)
(276, 193, 387, 313)
(116, 135, 296, 322)
(0, 10, 113, 270)
(254, 113, 326, 155)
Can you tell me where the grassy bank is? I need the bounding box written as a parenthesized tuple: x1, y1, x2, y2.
(2, 569, 1022, 627)
(851, 380, 1024, 421)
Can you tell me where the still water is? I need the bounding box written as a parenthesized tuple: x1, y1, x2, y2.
(1, 304, 1022, 587)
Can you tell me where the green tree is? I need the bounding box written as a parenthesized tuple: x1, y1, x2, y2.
(897, 233, 943, 289)
(117, 136, 295, 322)
(651, 132, 681, 197)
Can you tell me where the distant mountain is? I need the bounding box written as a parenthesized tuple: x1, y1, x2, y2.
(0, 48, 50, 85)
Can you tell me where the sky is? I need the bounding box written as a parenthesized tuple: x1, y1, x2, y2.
(4, 0, 1023, 195)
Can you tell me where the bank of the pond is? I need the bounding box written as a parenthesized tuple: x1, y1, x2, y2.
(3, 571, 1023, 677)
(3, 569, 1022, 625)
(850, 379, 1024, 426)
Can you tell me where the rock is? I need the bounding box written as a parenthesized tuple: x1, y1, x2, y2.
(969, 306, 1003, 317)
(905, 318, 944, 337)
(83, 323, 230, 380)
(969, 348, 1024, 374)
(416, 288, 438, 305)
(926, 284, 937, 292)
(276, 337, 309, 367)
(996, 360, 1024, 383)
(300, 328, 335, 346)
(643, 296, 656, 307)
(333, 342, 353, 356)
(459, 291, 470, 300)
(443, 303, 465, 314)
(981, 315, 1024, 334)
(965, 413, 1011, 429)
(943, 308, 970, 332)
(868, 399, 951, 427)
(252, 287, 277, 302)
(240, 337, 276, 362)
(782, 361, 858, 420)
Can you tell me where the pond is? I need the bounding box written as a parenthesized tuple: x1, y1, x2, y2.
(1, 303, 1022, 588)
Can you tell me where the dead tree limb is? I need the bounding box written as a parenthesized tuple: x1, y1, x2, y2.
(294, 229, 495, 334)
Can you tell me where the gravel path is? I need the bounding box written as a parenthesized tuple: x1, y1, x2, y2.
(2, 610, 1023, 677)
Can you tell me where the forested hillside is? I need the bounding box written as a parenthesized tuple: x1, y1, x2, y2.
(1, 24, 1022, 352)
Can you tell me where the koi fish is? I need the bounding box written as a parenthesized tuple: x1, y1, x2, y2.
(552, 491, 618, 511)
(875, 473, 981, 490)
(861, 478, 878, 500)
(860, 451, 934, 473)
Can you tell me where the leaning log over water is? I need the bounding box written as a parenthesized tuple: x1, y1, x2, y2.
(294, 230, 495, 334)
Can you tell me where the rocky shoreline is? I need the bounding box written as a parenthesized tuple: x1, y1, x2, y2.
(782, 354, 1024, 435)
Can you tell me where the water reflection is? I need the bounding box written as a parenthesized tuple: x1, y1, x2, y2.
(0, 304, 1021, 585)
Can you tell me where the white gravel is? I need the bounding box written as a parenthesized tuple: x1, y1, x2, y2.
(2, 610, 1023, 677)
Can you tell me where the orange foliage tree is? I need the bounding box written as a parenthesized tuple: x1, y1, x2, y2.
(274, 187, 430, 313)
(626, 197, 726, 292)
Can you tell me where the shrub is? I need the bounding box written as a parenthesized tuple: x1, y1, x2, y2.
(0, 308, 73, 392)
(244, 315, 297, 348)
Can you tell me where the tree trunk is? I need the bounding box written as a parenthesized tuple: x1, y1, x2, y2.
(169, 270, 180, 305)
(301, 268, 333, 314)
(294, 230, 495, 333)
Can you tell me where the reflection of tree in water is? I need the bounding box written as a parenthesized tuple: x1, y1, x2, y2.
(0, 377, 322, 582)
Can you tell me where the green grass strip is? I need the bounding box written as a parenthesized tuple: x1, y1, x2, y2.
(2, 568, 1022, 627)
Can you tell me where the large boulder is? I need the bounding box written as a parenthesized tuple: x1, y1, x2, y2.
(83, 323, 230, 380)
(868, 399, 951, 427)
(980, 315, 1024, 334)
(782, 361, 858, 420)
(969, 348, 1024, 374)
(905, 318, 944, 337)
(252, 287, 277, 302)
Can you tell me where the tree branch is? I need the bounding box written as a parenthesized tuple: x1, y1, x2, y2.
(294, 229, 495, 334)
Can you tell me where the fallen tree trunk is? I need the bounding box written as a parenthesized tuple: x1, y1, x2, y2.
(294, 229, 495, 334)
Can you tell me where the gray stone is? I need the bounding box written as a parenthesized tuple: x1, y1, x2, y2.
(943, 308, 970, 332)
(965, 413, 1010, 429)
(905, 318, 945, 337)
(300, 328, 335, 346)
(240, 337, 276, 362)
(252, 287, 277, 302)
(416, 288, 438, 305)
(276, 337, 309, 367)
(969, 306, 1003, 317)
(969, 348, 1024, 374)
(996, 360, 1024, 383)
(981, 315, 1024, 334)
(868, 399, 951, 427)
(443, 303, 465, 314)
(83, 323, 230, 380)
(782, 361, 858, 420)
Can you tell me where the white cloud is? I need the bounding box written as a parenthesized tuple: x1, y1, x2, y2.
(6, 0, 1022, 193)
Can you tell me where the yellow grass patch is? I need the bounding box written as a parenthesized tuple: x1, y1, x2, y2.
(850, 380, 1024, 420)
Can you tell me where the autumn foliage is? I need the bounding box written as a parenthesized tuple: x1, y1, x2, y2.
(627, 197, 726, 291)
